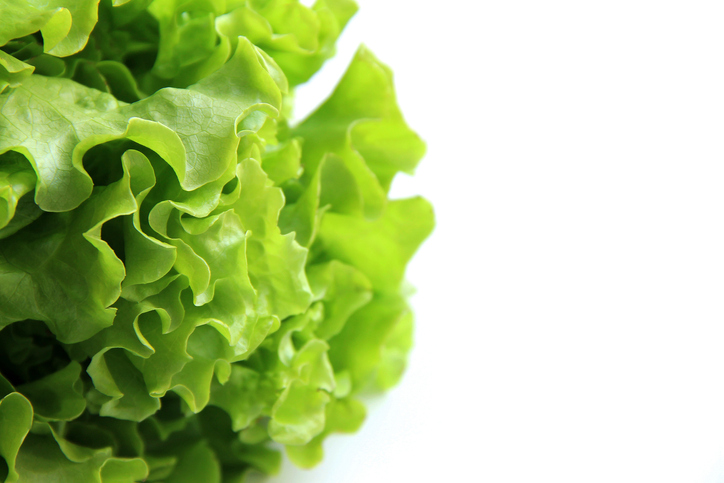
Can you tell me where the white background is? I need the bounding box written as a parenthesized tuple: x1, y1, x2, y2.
(273, 1, 724, 482)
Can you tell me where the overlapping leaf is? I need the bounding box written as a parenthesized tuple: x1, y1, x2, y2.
(0, 0, 432, 480)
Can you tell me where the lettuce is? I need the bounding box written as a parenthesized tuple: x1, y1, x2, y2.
(0, 0, 433, 481)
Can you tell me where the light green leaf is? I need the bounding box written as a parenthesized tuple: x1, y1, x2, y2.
(218, 0, 358, 85)
(0, 36, 283, 213)
(209, 365, 274, 432)
(0, 50, 34, 93)
(233, 157, 313, 320)
(285, 396, 365, 468)
(261, 138, 301, 186)
(100, 458, 149, 483)
(0, 158, 138, 343)
(169, 324, 236, 412)
(14, 428, 148, 483)
(147, 0, 227, 81)
(375, 305, 414, 390)
(278, 154, 324, 247)
(0, 151, 36, 231)
(87, 347, 161, 421)
(0, 0, 430, 477)
(0, 75, 124, 212)
(306, 260, 372, 340)
(328, 292, 414, 392)
(0, 0, 100, 57)
(167, 210, 251, 306)
(269, 338, 335, 445)
(83, 279, 191, 416)
(0, 392, 33, 483)
(317, 197, 434, 293)
(268, 381, 329, 445)
(119, 150, 177, 290)
(293, 46, 425, 217)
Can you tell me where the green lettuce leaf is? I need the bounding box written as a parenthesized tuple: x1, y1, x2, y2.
(0, 50, 34, 94)
(285, 396, 365, 468)
(293, 46, 425, 219)
(232, 157, 313, 320)
(317, 197, 434, 293)
(306, 260, 373, 340)
(0, 0, 431, 478)
(0, 392, 33, 483)
(163, 441, 221, 483)
(0, 151, 36, 231)
(14, 422, 148, 483)
(0, 157, 137, 343)
(16, 362, 86, 421)
(0, 0, 99, 57)
(0, 35, 282, 213)
(216, 0, 357, 86)
(328, 292, 415, 392)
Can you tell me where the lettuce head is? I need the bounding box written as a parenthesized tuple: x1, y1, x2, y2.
(0, 0, 433, 481)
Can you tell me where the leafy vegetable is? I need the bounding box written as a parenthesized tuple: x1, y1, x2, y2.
(0, 0, 433, 480)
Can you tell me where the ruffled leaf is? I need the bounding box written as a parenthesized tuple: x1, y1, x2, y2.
(306, 260, 373, 340)
(16, 361, 86, 421)
(293, 46, 425, 218)
(285, 396, 365, 468)
(14, 424, 148, 483)
(317, 197, 434, 293)
(0, 0, 100, 57)
(163, 441, 221, 483)
(0, 392, 33, 483)
(0, 50, 34, 94)
(0, 151, 36, 231)
(328, 292, 415, 392)
(0, 158, 137, 343)
(0, 0, 430, 478)
(233, 157, 313, 320)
